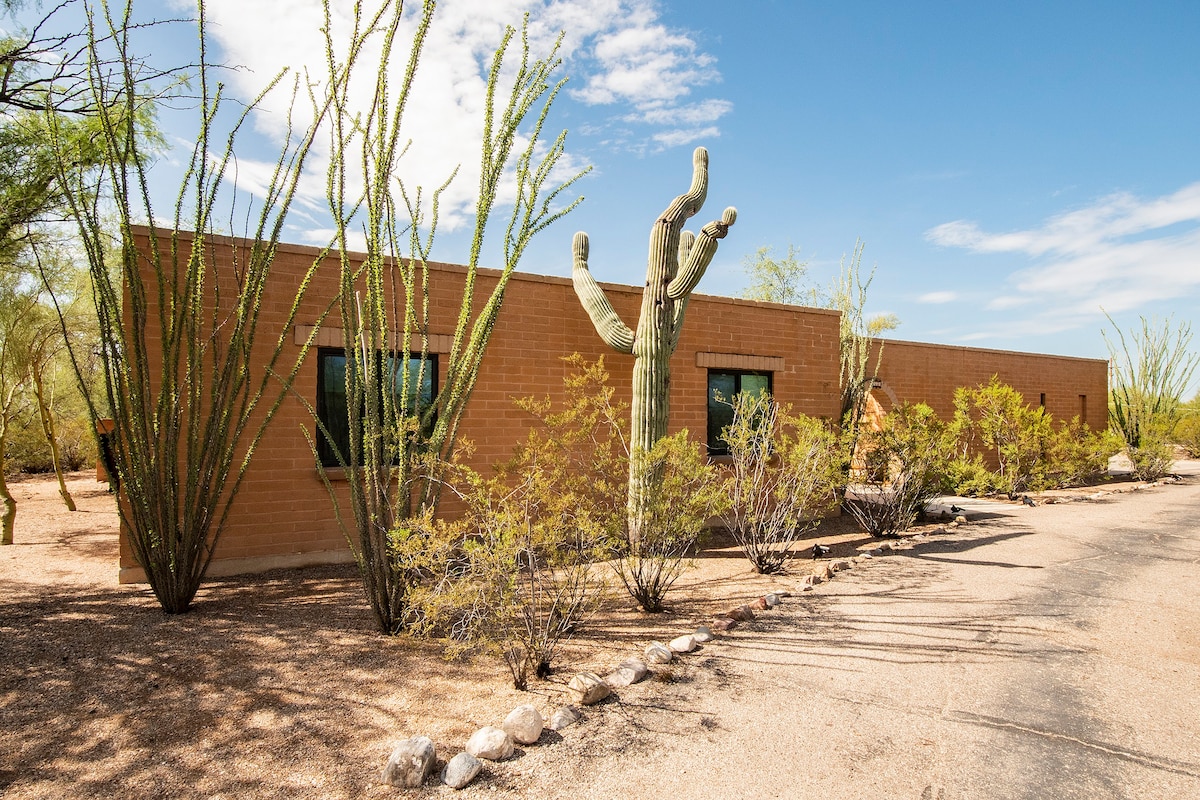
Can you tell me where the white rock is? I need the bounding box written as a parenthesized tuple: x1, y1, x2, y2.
(549, 705, 581, 730)
(831, 559, 852, 572)
(380, 736, 437, 788)
(502, 704, 543, 745)
(567, 672, 611, 706)
(465, 726, 514, 761)
(668, 635, 697, 653)
(605, 658, 649, 688)
(441, 752, 482, 790)
(692, 626, 715, 643)
(644, 642, 673, 664)
(861, 552, 874, 559)
(764, 593, 781, 607)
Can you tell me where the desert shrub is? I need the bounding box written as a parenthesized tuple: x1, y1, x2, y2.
(718, 391, 842, 572)
(407, 356, 623, 689)
(1105, 315, 1198, 481)
(1044, 417, 1122, 488)
(1174, 415, 1200, 458)
(945, 453, 994, 497)
(847, 403, 953, 537)
(951, 377, 1053, 495)
(614, 431, 727, 613)
(1127, 432, 1175, 481)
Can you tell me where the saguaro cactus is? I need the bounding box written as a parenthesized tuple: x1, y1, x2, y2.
(572, 146, 736, 545)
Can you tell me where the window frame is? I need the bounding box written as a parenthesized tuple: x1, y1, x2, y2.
(706, 368, 773, 456)
(315, 346, 438, 468)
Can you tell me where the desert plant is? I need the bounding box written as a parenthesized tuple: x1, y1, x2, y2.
(573, 146, 736, 547)
(407, 357, 622, 688)
(718, 391, 842, 572)
(44, 1, 384, 610)
(319, 11, 588, 635)
(1044, 417, 1122, 488)
(951, 377, 1053, 496)
(1174, 413, 1200, 458)
(846, 403, 953, 537)
(613, 430, 727, 612)
(1104, 314, 1199, 480)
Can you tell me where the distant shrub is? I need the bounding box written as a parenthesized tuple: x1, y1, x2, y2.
(1045, 418, 1121, 488)
(847, 403, 953, 536)
(1174, 415, 1200, 458)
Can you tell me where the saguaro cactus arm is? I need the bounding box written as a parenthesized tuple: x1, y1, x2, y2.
(572, 231, 635, 354)
(667, 206, 737, 300)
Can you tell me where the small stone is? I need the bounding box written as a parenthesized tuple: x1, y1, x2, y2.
(802, 584, 814, 592)
(502, 704, 543, 745)
(441, 752, 482, 790)
(644, 642, 673, 664)
(878, 542, 895, 552)
(548, 705, 581, 731)
(861, 552, 874, 559)
(752, 596, 769, 611)
(465, 726, 514, 761)
(692, 625, 715, 642)
(567, 672, 611, 706)
(947, 521, 959, 529)
(381, 736, 437, 788)
(727, 605, 756, 622)
(831, 560, 852, 572)
(954, 515, 968, 524)
(711, 617, 739, 632)
(605, 659, 648, 688)
(669, 634, 697, 653)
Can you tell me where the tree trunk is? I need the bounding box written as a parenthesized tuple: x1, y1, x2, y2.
(31, 364, 75, 511)
(0, 426, 14, 545)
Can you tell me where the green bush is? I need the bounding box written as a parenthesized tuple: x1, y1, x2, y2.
(402, 356, 624, 689)
(1172, 415, 1200, 458)
(951, 377, 1052, 495)
(1045, 418, 1121, 487)
(847, 403, 953, 536)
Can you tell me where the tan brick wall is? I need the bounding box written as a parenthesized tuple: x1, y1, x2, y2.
(870, 338, 1108, 431)
(120, 227, 1106, 580)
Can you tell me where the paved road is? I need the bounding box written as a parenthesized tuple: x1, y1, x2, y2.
(517, 467, 1200, 800)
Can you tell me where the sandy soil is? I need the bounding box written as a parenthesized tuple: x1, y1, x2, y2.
(0, 470, 1154, 798)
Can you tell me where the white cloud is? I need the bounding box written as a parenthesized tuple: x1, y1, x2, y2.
(917, 291, 957, 304)
(926, 182, 1200, 334)
(189, 0, 729, 232)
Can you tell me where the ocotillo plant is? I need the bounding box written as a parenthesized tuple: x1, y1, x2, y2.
(572, 146, 736, 546)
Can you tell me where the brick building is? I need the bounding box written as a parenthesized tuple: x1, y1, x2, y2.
(118, 227, 1108, 582)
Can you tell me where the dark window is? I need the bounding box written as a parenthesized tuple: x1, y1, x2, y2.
(706, 370, 772, 455)
(315, 347, 436, 467)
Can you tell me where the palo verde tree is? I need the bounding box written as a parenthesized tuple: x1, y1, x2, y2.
(317, 7, 588, 634)
(572, 146, 736, 546)
(44, 0, 386, 613)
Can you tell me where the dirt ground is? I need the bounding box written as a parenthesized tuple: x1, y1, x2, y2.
(0, 469, 1158, 798)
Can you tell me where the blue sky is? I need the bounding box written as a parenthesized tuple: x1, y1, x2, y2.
(10, 0, 1200, 373)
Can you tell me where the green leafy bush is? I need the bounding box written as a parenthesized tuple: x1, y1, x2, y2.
(847, 403, 953, 536)
(951, 377, 1053, 495)
(1045, 418, 1122, 487)
(1174, 414, 1200, 458)
(407, 356, 624, 688)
